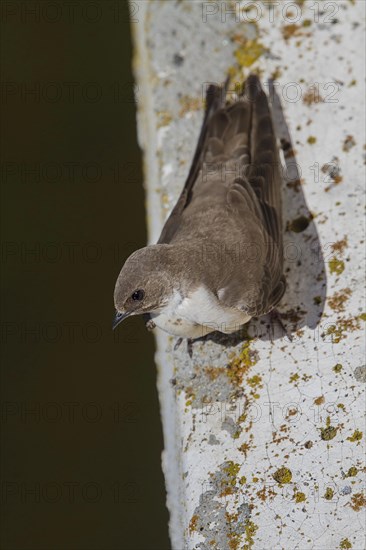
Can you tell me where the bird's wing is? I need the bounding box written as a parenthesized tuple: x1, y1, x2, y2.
(220, 76, 286, 316)
(157, 81, 227, 244)
(158, 75, 285, 316)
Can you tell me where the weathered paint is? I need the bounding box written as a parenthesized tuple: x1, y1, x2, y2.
(130, 1, 365, 548)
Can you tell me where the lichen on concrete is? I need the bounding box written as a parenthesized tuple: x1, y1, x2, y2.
(130, 1, 366, 548)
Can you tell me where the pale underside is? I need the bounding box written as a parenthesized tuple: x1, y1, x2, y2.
(151, 287, 251, 338)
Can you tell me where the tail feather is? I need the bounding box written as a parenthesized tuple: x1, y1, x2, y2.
(199, 75, 282, 218)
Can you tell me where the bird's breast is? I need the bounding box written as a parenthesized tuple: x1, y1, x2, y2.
(151, 287, 251, 338)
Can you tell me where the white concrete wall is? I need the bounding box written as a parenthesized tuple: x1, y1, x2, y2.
(130, 1, 366, 548)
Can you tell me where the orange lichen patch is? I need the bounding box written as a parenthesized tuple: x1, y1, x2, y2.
(272, 425, 289, 445)
(179, 95, 202, 116)
(226, 513, 241, 550)
(156, 110, 172, 128)
(281, 24, 302, 41)
(205, 366, 226, 381)
(331, 238, 348, 254)
(322, 158, 343, 189)
(257, 485, 276, 502)
(348, 492, 366, 512)
(238, 436, 254, 458)
(328, 288, 352, 313)
(220, 485, 236, 498)
(343, 135, 356, 152)
(314, 395, 325, 406)
(303, 87, 324, 105)
(326, 316, 363, 343)
(189, 514, 199, 534)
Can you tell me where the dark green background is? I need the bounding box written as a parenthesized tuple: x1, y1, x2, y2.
(0, 1, 170, 548)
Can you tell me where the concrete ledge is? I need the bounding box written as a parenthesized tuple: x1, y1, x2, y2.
(130, 1, 365, 548)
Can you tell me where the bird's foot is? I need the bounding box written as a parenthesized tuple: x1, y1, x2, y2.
(187, 338, 194, 359)
(174, 337, 183, 351)
(145, 319, 156, 332)
(269, 309, 293, 342)
(173, 337, 194, 358)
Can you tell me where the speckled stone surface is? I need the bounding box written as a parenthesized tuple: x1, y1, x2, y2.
(130, 1, 365, 548)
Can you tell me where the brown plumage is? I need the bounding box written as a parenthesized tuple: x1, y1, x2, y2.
(114, 75, 286, 338)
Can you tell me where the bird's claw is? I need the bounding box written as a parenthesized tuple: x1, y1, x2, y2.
(145, 319, 156, 332)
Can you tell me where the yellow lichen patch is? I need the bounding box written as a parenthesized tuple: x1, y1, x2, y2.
(156, 110, 172, 128)
(233, 38, 266, 68)
(340, 539, 352, 549)
(294, 491, 306, 503)
(303, 87, 324, 105)
(347, 429, 363, 442)
(222, 461, 241, 487)
(189, 514, 199, 534)
(328, 288, 351, 313)
(348, 492, 366, 511)
(346, 466, 358, 477)
(320, 424, 338, 441)
(271, 66, 282, 80)
(226, 341, 258, 386)
(324, 487, 334, 500)
(329, 257, 345, 275)
(273, 467, 292, 484)
(243, 520, 258, 550)
(247, 375, 262, 389)
(307, 136, 317, 145)
(289, 372, 300, 383)
(282, 24, 302, 41)
(179, 95, 202, 117)
(333, 363, 343, 373)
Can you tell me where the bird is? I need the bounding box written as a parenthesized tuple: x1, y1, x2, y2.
(113, 74, 286, 342)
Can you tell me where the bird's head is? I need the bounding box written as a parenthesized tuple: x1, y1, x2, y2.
(113, 245, 175, 329)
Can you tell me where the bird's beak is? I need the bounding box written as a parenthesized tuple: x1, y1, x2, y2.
(112, 310, 131, 330)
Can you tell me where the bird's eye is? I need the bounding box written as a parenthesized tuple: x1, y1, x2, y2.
(131, 289, 144, 301)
